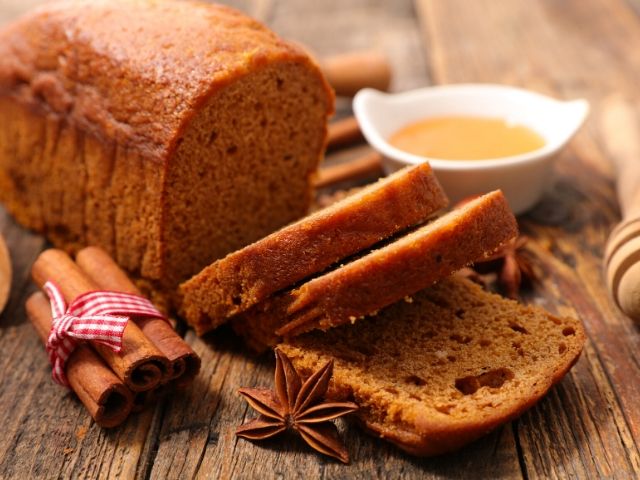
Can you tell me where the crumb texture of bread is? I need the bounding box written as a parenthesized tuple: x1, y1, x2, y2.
(279, 276, 585, 456)
(278, 190, 518, 336)
(180, 163, 448, 334)
(0, 0, 333, 298)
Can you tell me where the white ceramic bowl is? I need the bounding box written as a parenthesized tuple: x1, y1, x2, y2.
(353, 84, 589, 214)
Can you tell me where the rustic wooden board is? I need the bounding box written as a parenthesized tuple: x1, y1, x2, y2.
(1, 0, 639, 478)
(416, 2, 640, 478)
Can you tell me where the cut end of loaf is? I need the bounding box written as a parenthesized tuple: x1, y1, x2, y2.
(162, 59, 332, 294)
(279, 276, 585, 456)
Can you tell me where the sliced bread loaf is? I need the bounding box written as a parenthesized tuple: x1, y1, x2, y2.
(278, 275, 585, 456)
(180, 163, 448, 334)
(233, 190, 516, 344)
(0, 0, 333, 299)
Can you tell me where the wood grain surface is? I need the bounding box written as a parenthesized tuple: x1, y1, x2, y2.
(1, 0, 639, 478)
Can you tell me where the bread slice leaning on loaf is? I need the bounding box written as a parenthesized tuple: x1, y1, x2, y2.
(0, 0, 333, 301)
(231, 190, 517, 348)
(180, 163, 448, 334)
(279, 276, 585, 456)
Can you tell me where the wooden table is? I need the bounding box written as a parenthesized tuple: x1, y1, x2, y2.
(1, 0, 639, 478)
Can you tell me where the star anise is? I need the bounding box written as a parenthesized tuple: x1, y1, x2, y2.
(236, 349, 358, 463)
(452, 196, 539, 299)
(474, 235, 538, 299)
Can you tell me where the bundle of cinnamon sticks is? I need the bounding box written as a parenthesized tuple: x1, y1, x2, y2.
(27, 247, 201, 427)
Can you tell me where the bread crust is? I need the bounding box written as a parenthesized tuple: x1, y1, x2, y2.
(270, 191, 515, 337)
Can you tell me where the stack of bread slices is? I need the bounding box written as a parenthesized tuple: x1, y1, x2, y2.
(180, 163, 584, 456)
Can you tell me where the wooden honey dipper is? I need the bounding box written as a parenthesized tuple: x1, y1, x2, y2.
(601, 96, 640, 320)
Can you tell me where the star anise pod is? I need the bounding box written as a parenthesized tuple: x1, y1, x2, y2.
(452, 196, 539, 298)
(475, 235, 538, 299)
(236, 349, 358, 463)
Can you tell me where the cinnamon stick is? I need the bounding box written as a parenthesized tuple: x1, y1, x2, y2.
(76, 246, 201, 387)
(315, 151, 384, 189)
(327, 116, 364, 150)
(31, 249, 170, 392)
(26, 292, 134, 427)
(321, 50, 392, 97)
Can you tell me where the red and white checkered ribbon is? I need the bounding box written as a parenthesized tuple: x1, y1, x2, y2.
(43, 281, 165, 387)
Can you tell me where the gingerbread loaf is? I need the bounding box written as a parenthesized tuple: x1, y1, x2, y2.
(231, 190, 517, 347)
(0, 0, 333, 300)
(180, 163, 448, 334)
(279, 275, 585, 456)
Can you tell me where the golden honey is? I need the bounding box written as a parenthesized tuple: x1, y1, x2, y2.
(389, 116, 545, 160)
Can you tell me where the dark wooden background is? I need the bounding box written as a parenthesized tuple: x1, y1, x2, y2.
(1, 0, 639, 478)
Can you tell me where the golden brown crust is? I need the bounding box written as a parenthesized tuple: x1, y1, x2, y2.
(180, 163, 448, 334)
(279, 276, 585, 456)
(277, 190, 517, 336)
(0, 0, 324, 160)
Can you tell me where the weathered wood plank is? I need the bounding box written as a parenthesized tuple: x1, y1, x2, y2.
(417, 0, 640, 478)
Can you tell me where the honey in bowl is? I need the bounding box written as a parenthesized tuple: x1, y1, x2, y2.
(388, 116, 545, 160)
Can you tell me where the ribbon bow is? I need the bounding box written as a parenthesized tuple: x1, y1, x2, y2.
(43, 281, 165, 387)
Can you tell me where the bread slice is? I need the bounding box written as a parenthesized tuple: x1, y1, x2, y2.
(233, 190, 517, 345)
(278, 275, 585, 456)
(180, 163, 448, 334)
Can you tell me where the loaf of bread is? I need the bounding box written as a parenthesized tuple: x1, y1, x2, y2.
(0, 0, 333, 300)
(231, 190, 517, 346)
(279, 275, 585, 456)
(180, 163, 448, 334)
